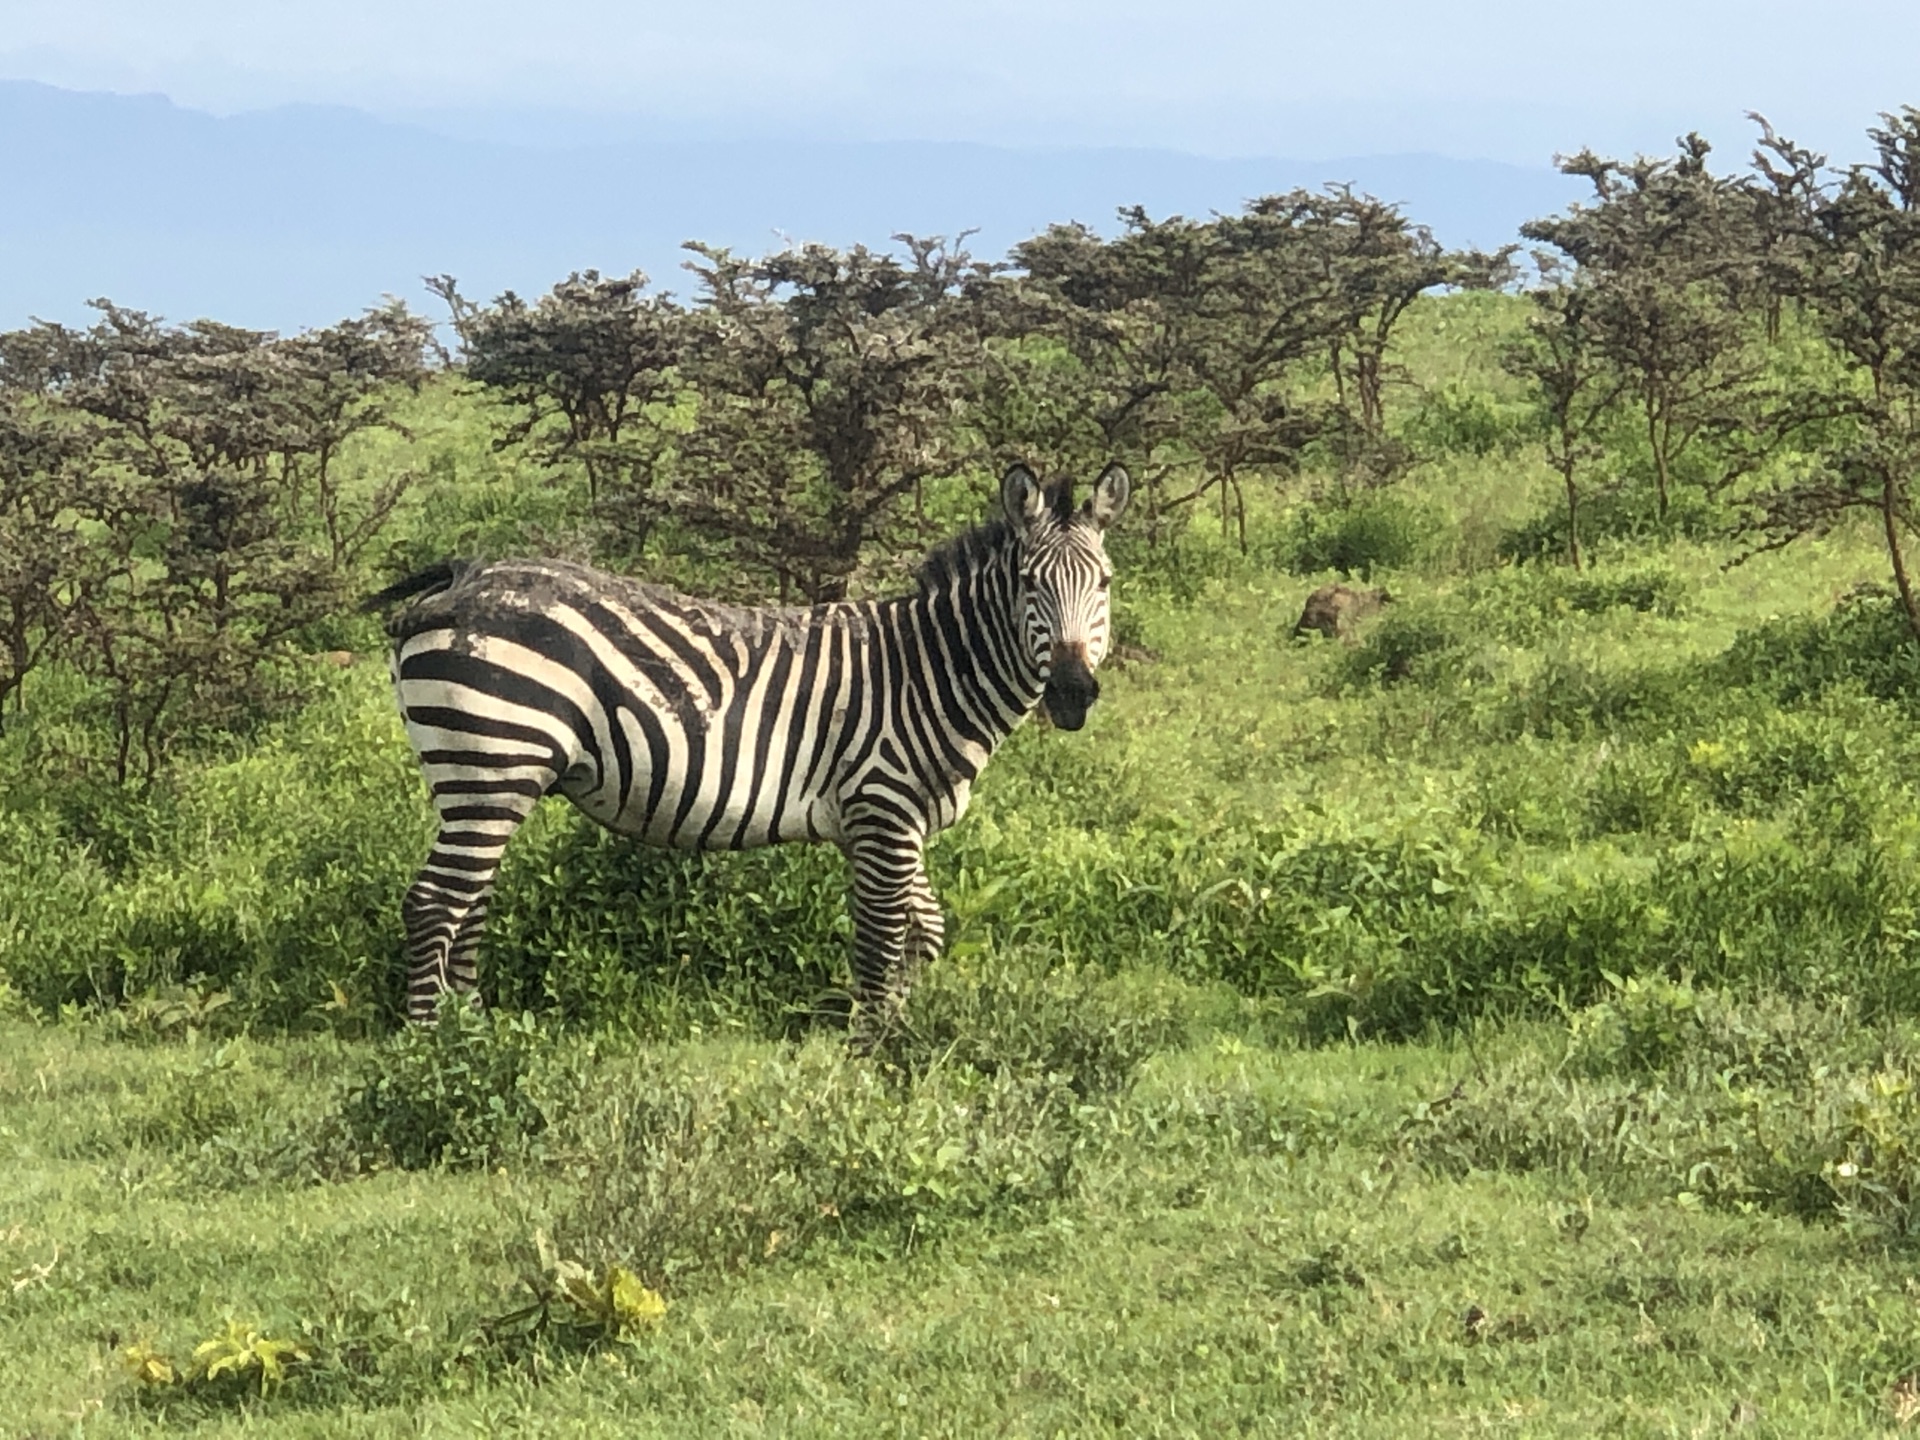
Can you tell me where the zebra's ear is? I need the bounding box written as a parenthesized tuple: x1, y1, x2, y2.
(1001, 464, 1048, 531)
(1085, 463, 1131, 530)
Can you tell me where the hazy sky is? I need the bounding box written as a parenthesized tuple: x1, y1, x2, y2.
(0, 0, 1912, 162)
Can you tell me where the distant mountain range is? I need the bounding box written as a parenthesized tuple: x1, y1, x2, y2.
(0, 80, 1585, 333)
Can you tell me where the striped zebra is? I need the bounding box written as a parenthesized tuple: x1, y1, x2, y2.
(369, 462, 1131, 1036)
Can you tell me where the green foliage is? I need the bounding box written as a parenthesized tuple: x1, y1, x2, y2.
(1563, 970, 1705, 1075)
(884, 951, 1210, 1096)
(1718, 589, 1920, 706)
(0, 670, 424, 1024)
(544, 1037, 1097, 1290)
(1282, 492, 1431, 577)
(1337, 604, 1462, 684)
(123, 1319, 310, 1404)
(1401, 379, 1532, 456)
(338, 1001, 558, 1170)
(1497, 479, 1722, 562)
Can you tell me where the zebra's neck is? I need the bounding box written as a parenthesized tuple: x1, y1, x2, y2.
(882, 544, 1043, 764)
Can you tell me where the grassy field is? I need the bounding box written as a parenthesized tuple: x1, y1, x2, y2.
(11, 292, 1920, 1433)
(13, 1004, 1920, 1436)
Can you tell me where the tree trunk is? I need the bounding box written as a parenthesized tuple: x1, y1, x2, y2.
(1647, 399, 1671, 520)
(1882, 465, 1920, 645)
(1565, 470, 1583, 571)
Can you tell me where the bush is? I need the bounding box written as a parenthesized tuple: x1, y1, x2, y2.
(1401, 380, 1530, 457)
(1496, 483, 1721, 564)
(544, 1037, 1096, 1290)
(1718, 591, 1920, 708)
(1404, 993, 1920, 1235)
(879, 950, 1212, 1096)
(339, 1002, 562, 1170)
(1337, 605, 1463, 685)
(1283, 494, 1432, 579)
(481, 814, 853, 1032)
(0, 673, 424, 1025)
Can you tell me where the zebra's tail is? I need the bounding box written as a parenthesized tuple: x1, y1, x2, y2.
(359, 559, 468, 615)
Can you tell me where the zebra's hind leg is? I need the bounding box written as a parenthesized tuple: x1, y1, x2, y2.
(403, 797, 539, 1024)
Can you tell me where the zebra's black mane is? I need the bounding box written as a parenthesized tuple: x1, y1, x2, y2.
(914, 478, 1075, 594)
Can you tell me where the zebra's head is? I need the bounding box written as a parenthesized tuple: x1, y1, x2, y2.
(1001, 461, 1131, 731)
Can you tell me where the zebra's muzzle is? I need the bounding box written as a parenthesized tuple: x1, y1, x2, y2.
(1043, 648, 1101, 731)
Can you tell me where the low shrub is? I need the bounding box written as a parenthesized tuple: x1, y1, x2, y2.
(339, 1002, 564, 1171)
(1718, 591, 1920, 709)
(1496, 482, 1721, 564)
(883, 950, 1212, 1096)
(543, 1037, 1096, 1290)
(1401, 379, 1531, 457)
(1283, 494, 1433, 579)
(1404, 990, 1920, 1234)
(1337, 605, 1464, 686)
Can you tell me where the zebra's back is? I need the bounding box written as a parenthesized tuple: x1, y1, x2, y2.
(389, 559, 868, 850)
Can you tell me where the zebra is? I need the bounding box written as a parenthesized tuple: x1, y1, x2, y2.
(367, 461, 1130, 1037)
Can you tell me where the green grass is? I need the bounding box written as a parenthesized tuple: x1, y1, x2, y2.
(10, 1008, 1920, 1436)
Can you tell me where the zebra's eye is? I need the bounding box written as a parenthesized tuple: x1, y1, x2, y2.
(1097, 575, 1112, 592)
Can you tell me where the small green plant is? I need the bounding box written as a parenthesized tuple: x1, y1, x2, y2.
(546, 1037, 1098, 1290)
(1822, 1066, 1920, 1236)
(1565, 971, 1700, 1075)
(191, 1319, 311, 1395)
(122, 1320, 310, 1401)
(100, 980, 235, 1044)
(338, 999, 560, 1170)
(489, 1232, 670, 1348)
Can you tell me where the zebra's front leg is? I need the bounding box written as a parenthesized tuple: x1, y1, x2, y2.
(842, 830, 940, 1048)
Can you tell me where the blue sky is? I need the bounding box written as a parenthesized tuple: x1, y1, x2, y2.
(2, 0, 1912, 162)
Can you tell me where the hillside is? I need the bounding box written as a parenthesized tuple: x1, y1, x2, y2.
(0, 80, 1579, 329)
(9, 286, 1920, 1430)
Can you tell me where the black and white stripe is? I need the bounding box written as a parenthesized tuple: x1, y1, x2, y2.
(373, 463, 1131, 1032)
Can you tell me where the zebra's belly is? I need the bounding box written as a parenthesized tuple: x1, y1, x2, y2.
(558, 711, 838, 852)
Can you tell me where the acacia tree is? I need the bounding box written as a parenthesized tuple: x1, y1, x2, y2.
(998, 193, 1508, 547)
(0, 390, 88, 728)
(0, 301, 433, 782)
(433, 270, 683, 515)
(1500, 263, 1625, 569)
(1281, 187, 1515, 438)
(1163, 201, 1355, 542)
(1745, 114, 1828, 343)
(991, 217, 1196, 544)
(638, 236, 987, 602)
(1524, 136, 1764, 522)
(1740, 111, 1920, 643)
(276, 301, 437, 567)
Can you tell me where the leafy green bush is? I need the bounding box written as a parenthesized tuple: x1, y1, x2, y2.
(481, 813, 852, 1032)
(1563, 971, 1705, 1075)
(1405, 991, 1920, 1231)
(1496, 483, 1721, 564)
(1283, 494, 1432, 578)
(1718, 591, 1920, 708)
(0, 673, 424, 1025)
(339, 1002, 562, 1170)
(1337, 605, 1463, 685)
(1552, 565, 1688, 618)
(544, 1037, 1095, 1290)
(880, 951, 1213, 1096)
(1401, 380, 1530, 457)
